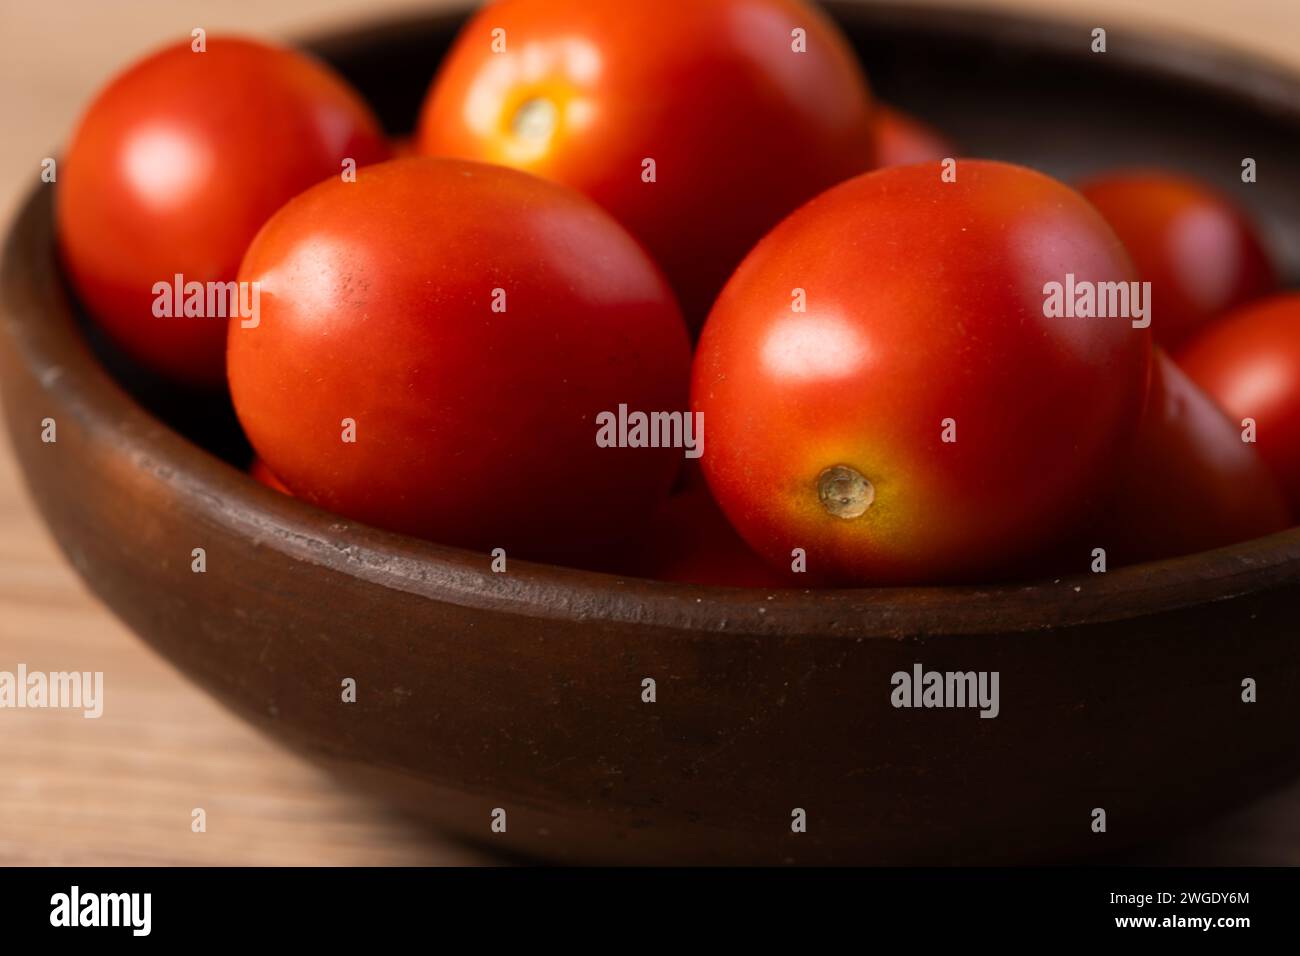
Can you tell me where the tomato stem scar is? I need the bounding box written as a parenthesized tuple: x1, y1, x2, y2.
(512, 97, 558, 141)
(818, 465, 874, 519)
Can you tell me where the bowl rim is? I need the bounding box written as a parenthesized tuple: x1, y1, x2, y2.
(4, 1, 1300, 642)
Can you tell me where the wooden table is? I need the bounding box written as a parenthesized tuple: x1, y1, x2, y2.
(2, 0, 1298, 866)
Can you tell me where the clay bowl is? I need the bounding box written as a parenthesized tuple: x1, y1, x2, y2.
(3, 1, 1300, 865)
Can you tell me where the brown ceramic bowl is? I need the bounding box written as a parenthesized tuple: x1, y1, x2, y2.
(3, 2, 1300, 865)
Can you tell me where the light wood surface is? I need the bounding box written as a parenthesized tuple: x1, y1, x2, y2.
(2, 0, 1298, 866)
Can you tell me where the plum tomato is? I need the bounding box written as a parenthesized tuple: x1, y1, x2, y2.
(1178, 292, 1300, 516)
(1098, 351, 1290, 565)
(873, 106, 954, 166)
(57, 36, 390, 387)
(692, 160, 1152, 586)
(227, 158, 692, 559)
(1077, 170, 1276, 350)
(416, 0, 876, 328)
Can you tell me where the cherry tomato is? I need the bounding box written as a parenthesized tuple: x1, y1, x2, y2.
(1178, 292, 1300, 515)
(249, 457, 292, 495)
(1077, 170, 1276, 350)
(416, 0, 875, 328)
(874, 105, 954, 166)
(1099, 351, 1290, 564)
(228, 158, 691, 559)
(692, 160, 1151, 585)
(57, 36, 390, 386)
(620, 485, 786, 587)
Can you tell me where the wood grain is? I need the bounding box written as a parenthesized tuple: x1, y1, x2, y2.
(1, 0, 1299, 866)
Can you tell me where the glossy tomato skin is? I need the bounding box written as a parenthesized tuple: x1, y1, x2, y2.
(1178, 292, 1300, 516)
(57, 36, 390, 387)
(693, 160, 1152, 586)
(874, 106, 954, 166)
(1077, 170, 1276, 350)
(1099, 351, 1290, 564)
(417, 0, 875, 328)
(228, 158, 691, 559)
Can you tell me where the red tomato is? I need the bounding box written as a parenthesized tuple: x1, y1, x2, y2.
(1178, 292, 1300, 515)
(692, 160, 1151, 586)
(874, 106, 954, 166)
(57, 36, 390, 386)
(621, 486, 787, 587)
(1077, 170, 1276, 350)
(1099, 351, 1290, 564)
(249, 457, 292, 495)
(228, 158, 691, 559)
(416, 0, 875, 328)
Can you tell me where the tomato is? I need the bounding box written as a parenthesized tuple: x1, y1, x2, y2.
(249, 457, 292, 495)
(227, 158, 691, 559)
(1077, 170, 1276, 350)
(1178, 292, 1300, 515)
(57, 36, 390, 386)
(416, 0, 875, 328)
(692, 160, 1151, 586)
(874, 106, 954, 166)
(620, 485, 787, 587)
(1098, 351, 1290, 564)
